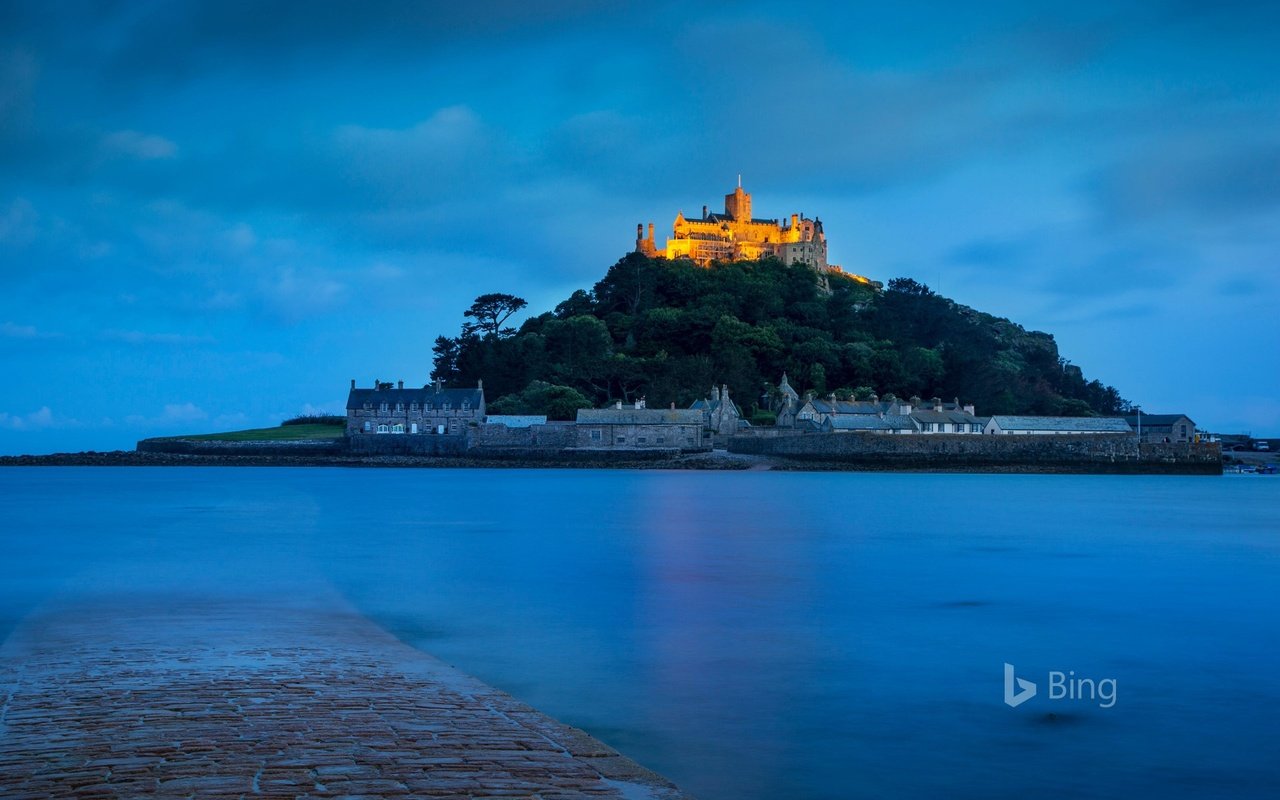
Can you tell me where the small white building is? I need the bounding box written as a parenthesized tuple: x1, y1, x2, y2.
(984, 416, 1133, 435)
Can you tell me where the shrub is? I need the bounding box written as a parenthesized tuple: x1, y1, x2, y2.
(282, 414, 345, 426)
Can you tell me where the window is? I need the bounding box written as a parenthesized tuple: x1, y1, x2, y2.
(410, 402, 417, 411)
(376, 424, 389, 434)
(637, 437, 647, 444)
(589, 429, 602, 441)
(443, 402, 451, 410)
(363, 421, 371, 432)
(462, 401, 470, 411)
(391, 423, 405, 434)
(656, 437, 665, 444)
(616, 436, 626, 444)
(1180, 424, 1187, 437)
(379, 402, 388, 412)
(425, 402, 432, 410)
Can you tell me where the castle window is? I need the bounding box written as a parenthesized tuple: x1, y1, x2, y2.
(363, 421, 371, 432)
(391, 423, 405, 434)
(376, 424, 389, 434)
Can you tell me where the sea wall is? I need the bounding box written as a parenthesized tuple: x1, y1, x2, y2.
(136, 438, 348, 457)
(346, 433, 469, 456)
(728, 432, 1221, 473)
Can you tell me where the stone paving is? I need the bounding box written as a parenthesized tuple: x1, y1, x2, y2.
(0, 595, 691, 799)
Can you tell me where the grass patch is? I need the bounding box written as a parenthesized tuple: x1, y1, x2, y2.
(170, 424, 345, 441)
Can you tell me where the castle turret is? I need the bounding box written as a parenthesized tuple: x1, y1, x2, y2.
(727, 187, 750, 222)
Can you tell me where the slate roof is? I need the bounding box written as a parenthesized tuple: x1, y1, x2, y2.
(825, 414, 918, 431)
(347, 386, 482, 411)
(576, 408, 704, 425)
(485, 415, 547, 428)
(910, 409, 983, 425)
(988, 416, 1133, 433)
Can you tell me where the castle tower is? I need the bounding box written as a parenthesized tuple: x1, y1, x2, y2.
(724, 180, 752, 222)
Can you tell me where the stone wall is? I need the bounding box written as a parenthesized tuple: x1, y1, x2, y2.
(137, 438, 348, 457)
(470, 423, 576, 450)
(728, 432, 1221, 473)
(346, 434, 468, 456)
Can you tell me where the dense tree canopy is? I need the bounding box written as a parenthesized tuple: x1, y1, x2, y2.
(431, 254, 1131, 417)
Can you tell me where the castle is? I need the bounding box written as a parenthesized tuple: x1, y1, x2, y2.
(634, 181, 870, 283)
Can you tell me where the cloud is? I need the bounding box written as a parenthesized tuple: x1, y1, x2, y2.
(0, 406, 79, 430)
(259, 266, 347, 320)
(0, 320, 60, 339)
(101, 130, 178, 160)
(0, 197, 38, 244)
(101, 329, 215, 345)
(124, 402, 209, 428)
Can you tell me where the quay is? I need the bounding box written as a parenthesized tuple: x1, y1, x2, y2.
(0, 595, 690, 799)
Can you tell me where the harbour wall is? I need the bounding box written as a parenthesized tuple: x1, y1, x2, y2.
(727, 432, 1222, 473)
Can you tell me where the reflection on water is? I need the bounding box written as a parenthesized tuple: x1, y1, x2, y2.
(1, 468, 1278, 799)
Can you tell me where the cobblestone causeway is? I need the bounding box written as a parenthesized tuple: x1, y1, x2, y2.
(0, 596, 691, 799)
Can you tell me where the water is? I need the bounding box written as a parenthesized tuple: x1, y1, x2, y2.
(1, 468, 1277, 798)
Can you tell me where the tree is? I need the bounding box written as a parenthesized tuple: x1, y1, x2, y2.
(463, 293, 528, 338)
(431, 335, 460, 381)
(489, 381, 594, 421)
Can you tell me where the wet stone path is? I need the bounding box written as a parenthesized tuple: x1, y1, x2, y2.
(0, 597, 689, 799)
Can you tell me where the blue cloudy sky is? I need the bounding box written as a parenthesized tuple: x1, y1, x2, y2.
(1, 1, 1278, 453)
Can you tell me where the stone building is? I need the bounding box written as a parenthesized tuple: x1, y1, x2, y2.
(575, 401, 707, 452)
(690, 384, 742, 440)
(634, 181, 871, 283)
(1121, 413, 1196, 443)
(346, 378, 485, 436)
(984, 416, 1133, 435)
(769, 373, 802, 427)
(792, 394, 980, 433)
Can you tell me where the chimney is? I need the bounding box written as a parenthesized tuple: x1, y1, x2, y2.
(398, 380, 404, 389)
(671, 402, 676, 410)
(964, 403, 976, 416)
(350, 378, 355, 390)
(721, 384, 729, 400)
(702, 204, 708, 218)
(791, 213, 799, 228)
(647, 222, 655, 245)
(712, 385, 720, 401)
(932, 396, 943, 412)
(477, 378, 484, 391)
(870, 393, 879, 404)
(434, 377, 443, 392)
(634, 397, 646, 409)
(614, 399, 623, 410)
(375, 377, 380, 390)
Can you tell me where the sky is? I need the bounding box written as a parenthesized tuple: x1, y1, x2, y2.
(1, 0, 1278, 454)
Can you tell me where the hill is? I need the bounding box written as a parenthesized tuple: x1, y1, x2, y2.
(430, 254, 1130, 421)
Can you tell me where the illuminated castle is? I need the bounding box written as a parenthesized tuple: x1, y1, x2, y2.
(635, 180, 869, 283)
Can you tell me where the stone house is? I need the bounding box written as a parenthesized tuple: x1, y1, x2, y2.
(984, 416, 1133, 435)
(575, 401, 707, 451)
(821, 415, 918, 434)
(771, 373, 802, 427)
(346, 378, 485, 436)
(796, 393, 981, 433)
(690, 384, 743, 440)
(1121, 414, 1196, 443)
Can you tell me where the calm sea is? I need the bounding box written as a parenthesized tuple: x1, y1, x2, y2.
(1, 468, 1277, 799)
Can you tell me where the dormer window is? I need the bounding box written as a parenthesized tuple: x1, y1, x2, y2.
(443, 402, 451, 410)
(424, 401, 432, 410)
(379, 402, 388, 412)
